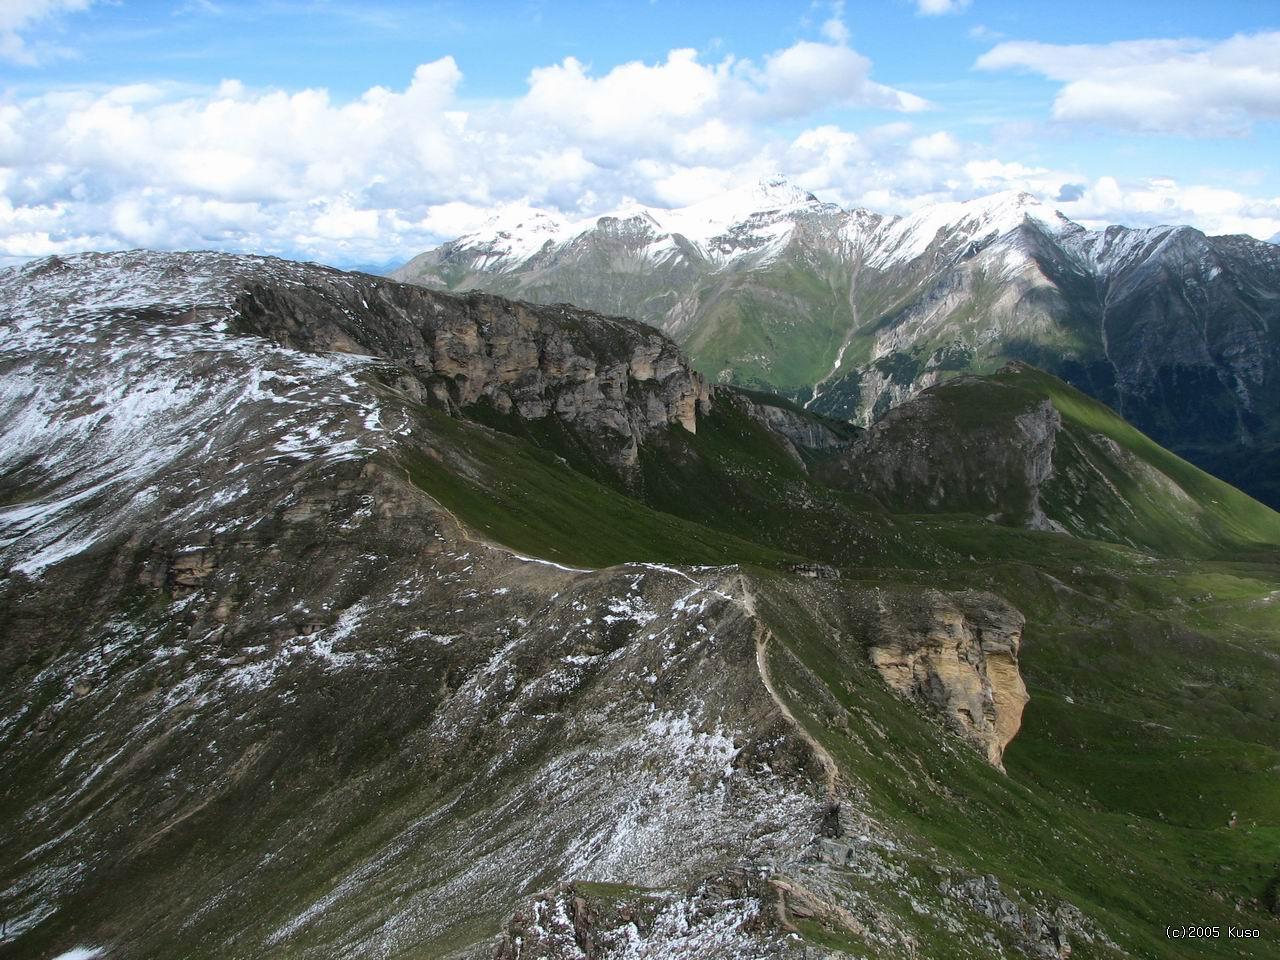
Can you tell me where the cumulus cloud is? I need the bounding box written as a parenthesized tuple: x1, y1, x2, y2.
(916, 0, 970, 16)
(908, 131, 960, 160)
(2, 28, 1277, 268)
(1056, 175, 1280, 238)
(0, 33, 936, 264)
(1, 0, 95, 64)
(518, 41, 927, 144)
(976, 31, 1280, 136)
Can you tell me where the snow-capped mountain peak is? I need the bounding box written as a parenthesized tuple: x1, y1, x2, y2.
(863, 190, 1080, 267)
(437, 176, 834, 273)
(642, 178, 830, 259)
(417, 184, 1090, 281)
(451, 204, 574, 269)
(745, 175, 821, 209)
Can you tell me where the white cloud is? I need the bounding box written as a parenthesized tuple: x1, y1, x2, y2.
(916, 0, 970, 16)
(821, 1, 850, 44)
(908, 131, 959, 160)
(2, 30, 1278, 268)
(976, 31, 1280, 136)
(788, 132, 1280, 240)
(1, 0, 96, 65)
(0, 34, 936, 264)
(517, 40, 926, 147)
(1055, 175, 1280, 238)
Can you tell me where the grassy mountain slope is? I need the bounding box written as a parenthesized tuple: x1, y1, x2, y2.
(419, 371, 1280, 960)
(5, 254, 1279, 960)
(820, 363, 1280, 558)
(399, 367, 1280, 958)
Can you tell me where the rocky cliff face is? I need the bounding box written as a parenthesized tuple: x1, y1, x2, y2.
(821, 376, 1064, 531)
(732, 391, 857, 467)
(738, 395, 853, 450)
(230, 269, 712, 471)
(867, 591, 1028, 770)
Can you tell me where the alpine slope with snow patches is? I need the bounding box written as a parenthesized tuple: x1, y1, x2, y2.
(5, 248, 1266, 960)
(0, 251, 393, 577)
(0, 253, 1010, 960)
(0, 252, 822, 958)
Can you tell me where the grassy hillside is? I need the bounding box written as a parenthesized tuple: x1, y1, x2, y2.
(819, 363, 1280, 559)
(682, 253, 856, 390)
(385, 365, 1280, 957)
(1004, 364, 1280, 551)
(760, 561, 1280, 959)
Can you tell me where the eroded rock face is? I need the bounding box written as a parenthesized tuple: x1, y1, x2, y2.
(736, 393, 855, 466)
(494, 874, 800, 960)
(868, 590, 1029, 769)
(234, 277, 712, 470)
(939, 873, 1118, 960)
(822, 379, 1063, 530)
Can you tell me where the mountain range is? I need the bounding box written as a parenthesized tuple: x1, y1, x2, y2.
(394, 179, 1280, 508)
(2, 250, 1279, 959)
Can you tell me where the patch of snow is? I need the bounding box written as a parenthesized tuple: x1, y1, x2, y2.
(862, 190, 1078, 268)
(51, 948, 105, 960)
(508, 551, 591, 574)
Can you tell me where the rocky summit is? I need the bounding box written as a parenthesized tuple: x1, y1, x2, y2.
(396, 180, 1280, 510)
(2, 251, 1279, 960)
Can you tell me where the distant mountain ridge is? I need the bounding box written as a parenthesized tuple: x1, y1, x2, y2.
(394, 179, 1280, 507)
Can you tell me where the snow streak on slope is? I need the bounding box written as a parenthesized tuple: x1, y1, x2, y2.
(447, 205, 573, 270)
(0, 251, 392, 578)
(649, 177, 832, 260)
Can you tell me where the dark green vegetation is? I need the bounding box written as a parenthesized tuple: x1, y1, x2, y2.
(396, 404, 791, 569)
(415, 364, 1280, 958)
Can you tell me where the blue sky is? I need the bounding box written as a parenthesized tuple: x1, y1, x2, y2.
(2, 0, 1279, 265)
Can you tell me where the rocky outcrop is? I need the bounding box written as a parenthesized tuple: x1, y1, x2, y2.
(868, 590, 1029, 769)
(821, 374, 1064, 531)
(234, 276, 712, 470)
(734, 391, 855, 465)
(494, 873, 799, 960)
(940, 873, 1118, 960)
